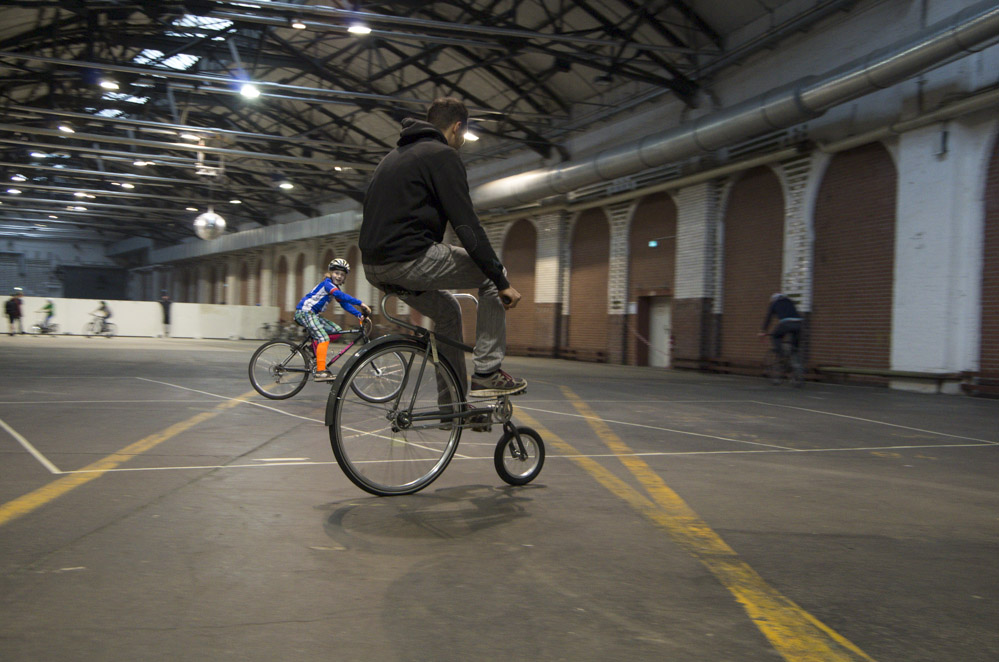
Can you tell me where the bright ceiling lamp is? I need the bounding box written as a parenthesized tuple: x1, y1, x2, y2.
(10, 174, 27, 181)
(291, 19, 307, 29)
(7, 188, 22, 194)
(229, 198, 242, 204)
(180, 133, 202, 141)
(99, 78, 120, 91)
(348, 23, 371, 35)
(58, 123, 75, 133)
(464, 130, 479, 141)
(240, 83, 261, 99)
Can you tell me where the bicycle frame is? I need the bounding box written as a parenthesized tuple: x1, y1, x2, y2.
(282, 323, 369, 374)
(375, 292, 507, 429)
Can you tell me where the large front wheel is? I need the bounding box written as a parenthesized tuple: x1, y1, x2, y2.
(249, 340, 311, 399)
(329, 340, 462, 496)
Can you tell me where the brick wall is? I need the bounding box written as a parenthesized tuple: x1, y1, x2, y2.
(627, 192, 677, 365)
(566, 209, 610, 360)
(720, 167, 785, 366)
(503, 219, 537, 354)
(982, 135, 999, 374)
(810, 143, 896, 370)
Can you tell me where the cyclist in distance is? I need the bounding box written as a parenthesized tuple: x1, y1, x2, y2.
(294, 258, 371, 382)
(759, 293, 803, 356)
(360, 96, 525, 399)
(91, 301, 112, 333)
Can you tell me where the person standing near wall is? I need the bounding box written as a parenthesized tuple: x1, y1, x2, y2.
(159, 291, 172, 337)
(5, 290, 24, 335)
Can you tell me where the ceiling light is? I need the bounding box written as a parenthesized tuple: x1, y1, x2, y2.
(74, 191, 89, 197)
(291, 19, 307, 29)
(7, 188, 22, 194)
(334, 166, 342, 172)
(278, 181, 294, 190)
(240, 83, 261, 99)
(11, 174, 27, 182)
(133, 160, 152, 166)
(69, 205, 87, 211)
(229, 199, 242, 204)
(186, 207, 198, 212)
(30, 152, 48, 158)
(464, 131, 479, 141)
(120, 183, 135, 189)
(99, 78, 119, 91)
(180, 133, 202, 141)
(348, 24, 371, 35)
(48, 215, 58, 219)
(58, 123, 75, 134)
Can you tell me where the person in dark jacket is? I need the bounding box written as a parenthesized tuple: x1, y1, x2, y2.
(5, 290, 23, 335)
(360, 97, 525, 399)
(759, 293, 803, 355)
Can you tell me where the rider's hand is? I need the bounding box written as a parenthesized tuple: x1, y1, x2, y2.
(498, 287, 521, 310)
(360, 303, 372, 317)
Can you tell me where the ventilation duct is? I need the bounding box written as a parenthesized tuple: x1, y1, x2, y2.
(472, 0, 999, 211)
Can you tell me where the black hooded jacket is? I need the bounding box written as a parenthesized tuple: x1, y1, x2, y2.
(360, 119, 509, 291)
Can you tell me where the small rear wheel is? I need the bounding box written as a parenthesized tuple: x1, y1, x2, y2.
(494, 426, 545, 486)
(249, 340, 311, 399)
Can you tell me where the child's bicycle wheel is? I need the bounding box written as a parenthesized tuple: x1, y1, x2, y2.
(249, 340, 311, 399)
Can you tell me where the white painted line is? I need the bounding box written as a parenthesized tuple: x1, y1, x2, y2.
(0, 399, 212, 405)
(136, 378, 323, 423)
(0, 416, 62, 474)
(751, 401, 998, 444)
(53, 440, 998, 475)
(515, 405, 797, 450)
(138, 377, 472, 458)
(253, 457, 311, 462)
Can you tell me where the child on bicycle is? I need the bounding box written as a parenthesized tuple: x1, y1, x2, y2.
(294, 258, 371, 381)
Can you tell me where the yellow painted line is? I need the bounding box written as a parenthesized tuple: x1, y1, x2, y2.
(512, 388, 874, 662)
(0, 391, 254, 528)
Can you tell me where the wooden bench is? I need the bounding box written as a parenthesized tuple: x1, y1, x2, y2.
(818, 366, 962, 393)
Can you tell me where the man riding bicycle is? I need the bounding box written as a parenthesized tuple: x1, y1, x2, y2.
(759, 293, 803, 356)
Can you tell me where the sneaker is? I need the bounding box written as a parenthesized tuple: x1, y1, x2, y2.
(313, 370, 334, 382)
(470, 368, 527, 398)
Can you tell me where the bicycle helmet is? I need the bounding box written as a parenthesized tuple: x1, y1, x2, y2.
(328, 258, 350, 273)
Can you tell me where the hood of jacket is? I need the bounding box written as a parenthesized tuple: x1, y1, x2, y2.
(397, 118, 448, 147)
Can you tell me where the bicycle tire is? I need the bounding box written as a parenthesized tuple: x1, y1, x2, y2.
(789, 351, 805, 388)
(249, 340, 311, 399)
(764, 349, 783, 385)
(84, 319, 99, 338)
(494, 426, 545, 486)
(348, 350, 407, 403)
(329, 338, 462, 496)
(102, 322, 116, 338)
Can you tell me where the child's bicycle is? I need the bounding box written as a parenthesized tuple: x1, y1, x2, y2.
(30, 315, 58, 335)
(764, 334, 804, 387)
(325, 290, 545, 496)
(84, 314, 115, 338)
(248, 317, 406, 401)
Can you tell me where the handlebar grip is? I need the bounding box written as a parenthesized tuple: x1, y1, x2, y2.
(500, 295, 512, 306)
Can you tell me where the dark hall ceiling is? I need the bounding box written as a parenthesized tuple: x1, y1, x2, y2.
(0, 0, 825, 246)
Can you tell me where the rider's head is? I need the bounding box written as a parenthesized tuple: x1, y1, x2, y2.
(427, 97, 469, 151)
(771, 293, 785, 302)
(328, 258, 350, 283)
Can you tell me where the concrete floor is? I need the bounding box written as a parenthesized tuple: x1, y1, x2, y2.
(0, 334, 996, 662)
